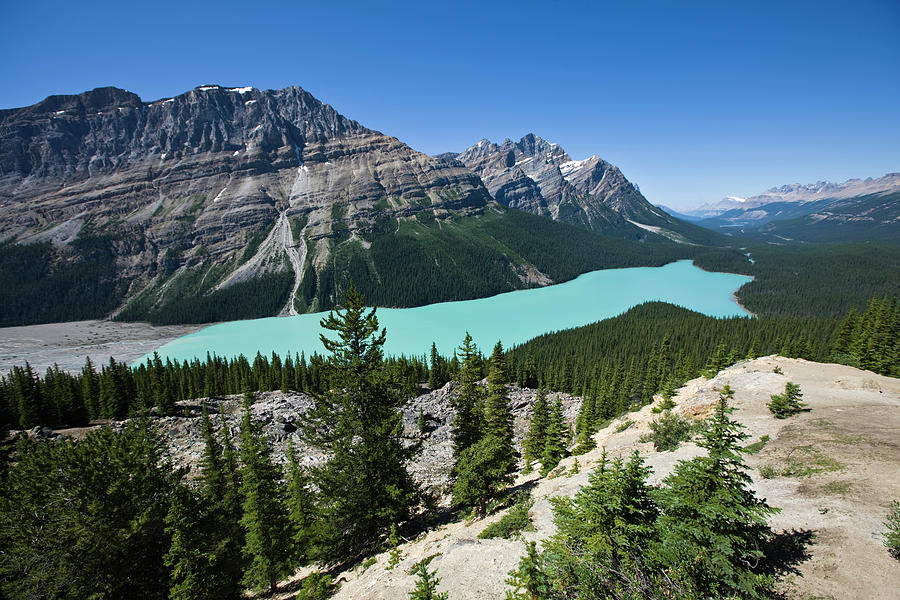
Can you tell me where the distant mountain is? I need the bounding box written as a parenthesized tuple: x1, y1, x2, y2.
(655, 205, 704, 222)
(680, 173, 900, 243)
(752, 190, 900, 243)
(685, 173, 900, 222)
(0, 86, 703, 326)
(449, 134, 719, 244)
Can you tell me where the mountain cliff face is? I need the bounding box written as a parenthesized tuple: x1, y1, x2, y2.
(449, 134, 713, 243)
(0, 85, 493, 321)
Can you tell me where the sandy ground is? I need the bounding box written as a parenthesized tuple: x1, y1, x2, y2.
(0, 319, 204, 373)
(316, 356, 899, 600)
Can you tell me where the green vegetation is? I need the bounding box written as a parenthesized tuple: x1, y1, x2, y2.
(509, 390, 784, 599)
(884, 500, 900, 560)
(477, 492, 534, 539)
(298, 287, 418, 564)
(768, 381, 807, 418)
(451, 338, 518, 517)
(0, 236, 124, 326)
(119, 271, 293, 325)
(744, 434, 770, 454)
(408, 555, 447, 600)
(762, 445, 844, 479)
(0, 420, 181, 599)
(642, 410, 695, 451)
(831, 296, 899, 376)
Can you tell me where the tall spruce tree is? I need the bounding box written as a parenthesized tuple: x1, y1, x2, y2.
(299, 286, 418, 564)
(238, 394, 292, 594)
(450, 332, 485, 469)
(285, 439, 314, 566)
(540, 396, 567, 475)
(452, 341, 517, 516)
(655, 384, 778, 598)
(523, 388, 550, 464)
(482, 341, 517, 475)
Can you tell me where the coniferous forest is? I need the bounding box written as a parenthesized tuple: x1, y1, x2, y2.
(1, 283, 898, 598)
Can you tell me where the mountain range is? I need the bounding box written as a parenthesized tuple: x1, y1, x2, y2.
(0, 84, 710, 326)
(670, 173, 900, 242)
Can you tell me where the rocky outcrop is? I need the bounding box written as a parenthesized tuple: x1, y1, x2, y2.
(0, 85, 491, 318)
(453, 134, 703, 241)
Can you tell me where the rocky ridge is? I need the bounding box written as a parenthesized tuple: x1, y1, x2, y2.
(450, 134, 708, 242)
(325, 356, 900, 600)
(30, 357, 900, 599)
(686, 172, 900, 219)
(0, 85, 491, 317)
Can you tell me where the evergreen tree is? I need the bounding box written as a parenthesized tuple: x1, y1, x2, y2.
(81, 356, 100, 420)
(409, 556, 448, 600)
(453, 341, 517, 516)
(285, 439, 313, 566)
(452, 435, 513, 517)
(0, 419, 180, 599)
(299, 286, 418, 564)
(767, 381, 806, 418)
(238, 394, 292, 594)
(451, 332, 485, 469)
(164, 484, 238, 600)
(194, 404, 244, 597)
(540, 396, 567, 475)
(523, 388, 549, 464)
(505, 541, 551, 600)
(655, 385, 778, 598)
(482, 341, 517, 477)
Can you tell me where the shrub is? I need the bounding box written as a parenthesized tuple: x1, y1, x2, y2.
(883, 500, 900, 560)
(478, 494, 534, 539)
(768, 382, 806, 418)
(645, 411, 694, 452)
(296, 571, 333, 600)
(614, 419, 634, 433)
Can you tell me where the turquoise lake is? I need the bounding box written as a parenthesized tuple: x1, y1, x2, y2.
(141, 260, 752, 365)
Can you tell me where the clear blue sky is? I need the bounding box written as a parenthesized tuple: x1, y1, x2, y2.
(2, 0, 898, 209)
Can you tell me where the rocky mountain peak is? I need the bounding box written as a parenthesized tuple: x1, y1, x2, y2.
(453, 134, 694, 239)
(0, 83, 491, 319)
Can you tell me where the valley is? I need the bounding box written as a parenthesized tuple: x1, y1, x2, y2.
(1, 78, 898, 600)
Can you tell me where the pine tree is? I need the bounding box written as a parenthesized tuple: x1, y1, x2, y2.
(285, 439, 313, 566)
(81, 356, 100, 420)
(523, 388, 549, 464)
(656, 385, 778, 598)
(428, 342, 444, 390)
(482, 341, 517, 477)
(164, 484, 239, 600)
(451, 332, 485, 468)
(505, 541, 550, 600)
(540, 396, 567, 475)
(238, 394, 292, 594)
(409, 556, 448, 600)
(453, 341, 518, 516)
(452, 435, 513, 517)
(767, 381, 806, 418)
(0, 419, 180, 599)
(299, 286, 418, 564)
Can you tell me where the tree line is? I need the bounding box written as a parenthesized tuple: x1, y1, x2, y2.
(9, 296, 899, 435)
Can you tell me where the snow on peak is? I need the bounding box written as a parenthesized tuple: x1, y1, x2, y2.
(198, 86, 220, 91)
(228, 87, 253, 94)
(559, 157, 593, 178)
(726, 196, 747, 203)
